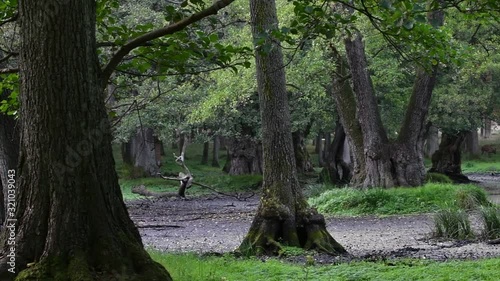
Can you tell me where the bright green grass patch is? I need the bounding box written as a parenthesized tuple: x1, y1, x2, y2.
(150, 252, 500, 281)
(308, 183, 490, 216)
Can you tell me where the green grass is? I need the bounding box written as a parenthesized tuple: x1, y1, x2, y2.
(113, 143, 262, 200)
(150, 252, 500, 281)
(308, 183, 491, 216)
(433, 208, 473, 239)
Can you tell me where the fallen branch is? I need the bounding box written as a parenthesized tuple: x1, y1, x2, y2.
(157, 173, 255, 201)
(487, 238, 500, 245)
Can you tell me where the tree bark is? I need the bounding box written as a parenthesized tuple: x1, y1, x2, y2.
(154, 137, 163, 166)
(429, 131, 470, 183)
(201, 141, 209, 165)
(292, 130, 314, 174)
(0, 113, 19, 225)
(124, 127, 161, 177)
(224, 137, 262, 175)
(0, 1, 171, 279)
(337, 5, 443, 188)
(464, 129, 480, 156)
(239, 0, 345, 256)
(329, 47, 365, 186)
(320, 120, 352, 184)
(484, 118, 492, 138)
(212, 135, 221, 167)
(424, 124, 439, 158)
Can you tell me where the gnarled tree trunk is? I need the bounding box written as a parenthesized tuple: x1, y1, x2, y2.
(335, 4, 443, 188)
(429, 131, 470, 183)
(239, 0, 345, 256)
(0, 1, 171, 279)
(223, 136, 262, 175)
(320, 120, 352, 184)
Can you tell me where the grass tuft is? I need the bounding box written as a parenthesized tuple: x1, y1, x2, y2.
(480, 206, 500, 239)
(433, 208, 474, 240)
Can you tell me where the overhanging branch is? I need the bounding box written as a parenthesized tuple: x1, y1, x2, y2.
(101, 0, 235, 86)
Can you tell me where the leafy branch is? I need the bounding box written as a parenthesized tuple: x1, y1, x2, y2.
(101, 0, 236, 85)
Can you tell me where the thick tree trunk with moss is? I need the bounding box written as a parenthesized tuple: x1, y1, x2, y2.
(429, 131, 470, 183)
(329, 48, 365, 186)
(337, 4, 443, 188)
(0, 1, 171, 280)
(239, 0, 345, 256)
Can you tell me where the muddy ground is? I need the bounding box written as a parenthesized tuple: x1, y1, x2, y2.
(128, 174, 500, 262)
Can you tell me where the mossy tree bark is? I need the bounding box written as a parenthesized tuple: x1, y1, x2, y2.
(0, 1, 171, 280)
(239, 0, 346, 256)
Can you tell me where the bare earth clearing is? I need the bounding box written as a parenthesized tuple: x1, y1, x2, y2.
(128, 174, 500, 262)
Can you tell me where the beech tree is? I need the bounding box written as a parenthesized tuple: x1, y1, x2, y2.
(0, 0, 236, 279)
(238, 0, 345, 255)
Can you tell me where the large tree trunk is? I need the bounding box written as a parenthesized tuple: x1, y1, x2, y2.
(345, 33, 395, 188)
(424, 124, 439, 158)
(123, 127, 161, 177)
(429, 131, 470, 183)
(239, 0, 345, 256)
(464, 129, 480, 156)
(212, 135, 221, 167)
(483, 118, 492, 138)
(201, 141, 209, 165)
(0, 1, 171, 279)
(337, 5, 443, 188)
(329, 48, 365, 186)
(320, 120, 352, 184)
(224, 137, 262, 175)
(154, 136, 163, 166)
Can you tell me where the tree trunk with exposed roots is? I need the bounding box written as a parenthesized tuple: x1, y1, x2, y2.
(0, 1, 171, 280)
(239, 0, 346, 256)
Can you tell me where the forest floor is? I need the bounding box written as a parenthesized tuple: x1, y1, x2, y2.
(128, 174, 500, 263)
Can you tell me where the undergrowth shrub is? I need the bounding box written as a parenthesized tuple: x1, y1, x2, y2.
(480, 206, 500, 239)
(433, 208, 473, 240)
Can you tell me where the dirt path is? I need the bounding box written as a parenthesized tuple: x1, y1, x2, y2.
(128, 174, 500, 261)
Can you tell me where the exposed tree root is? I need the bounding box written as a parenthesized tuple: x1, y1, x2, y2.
(238, 208, 347, 256)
